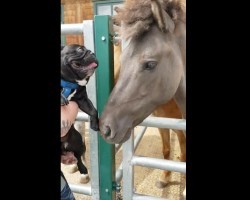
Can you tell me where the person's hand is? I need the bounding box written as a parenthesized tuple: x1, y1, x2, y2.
(61, 152, 77, 165)
(61, 101, 79, 137)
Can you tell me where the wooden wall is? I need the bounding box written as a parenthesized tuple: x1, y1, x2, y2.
(61, 0, 94, 45)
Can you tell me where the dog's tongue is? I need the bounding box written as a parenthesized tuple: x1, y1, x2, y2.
(88, 62, 97, 68)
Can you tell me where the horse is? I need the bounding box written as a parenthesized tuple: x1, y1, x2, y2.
(100, 0, 186, 196)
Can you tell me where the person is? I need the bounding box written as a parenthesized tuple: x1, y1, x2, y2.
(61, 101, 79, 200)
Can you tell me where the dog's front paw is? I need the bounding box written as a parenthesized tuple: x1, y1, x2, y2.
(90, 117, 99, 131)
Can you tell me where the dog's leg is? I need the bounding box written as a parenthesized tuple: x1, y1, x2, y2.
(75, 154, 90, 184)
(63, 126, 90, 183)
(70, 86, 99, 131)
(67, 122, 85, 173)
(75, 154, 88, 174)
(79, 98, 99, 131)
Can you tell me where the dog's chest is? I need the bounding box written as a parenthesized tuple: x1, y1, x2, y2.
(62, 77, 88, 100)
(67, 89, 76, 100)
(63, 142, 69, 149)
(76, 78, 88, 86)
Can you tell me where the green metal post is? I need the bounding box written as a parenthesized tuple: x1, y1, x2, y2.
(94, 15, 115, 200)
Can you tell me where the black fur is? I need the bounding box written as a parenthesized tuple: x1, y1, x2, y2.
(61, 126, 88, 174)
(61, 44, 99, 176)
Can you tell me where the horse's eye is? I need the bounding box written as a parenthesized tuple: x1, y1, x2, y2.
(144, 61, 157, 70)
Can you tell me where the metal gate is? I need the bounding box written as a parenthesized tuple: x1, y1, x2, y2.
(61, 15, 186, 200)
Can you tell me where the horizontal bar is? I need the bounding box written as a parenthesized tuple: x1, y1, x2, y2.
(69, 184, 91, 195)
(133, 193, 169, 200)
(131, 156, 186, 174)
(61, 23, 121, 39)
(61, 23, 83, 35)
(76, 113, 185, 131)
(140, 116, 186, 131)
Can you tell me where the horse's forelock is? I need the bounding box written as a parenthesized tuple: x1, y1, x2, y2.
(116, 0, 186, 40)
(121, 19, 153, 40)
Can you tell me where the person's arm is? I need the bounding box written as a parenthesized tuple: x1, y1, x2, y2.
(61, 101, 79, 165)
(61, 101, 79, 137)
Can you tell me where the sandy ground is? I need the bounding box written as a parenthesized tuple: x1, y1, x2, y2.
(61, 123, 186, 200)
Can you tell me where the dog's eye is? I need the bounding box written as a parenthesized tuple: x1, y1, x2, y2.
(74, 62, 81, 67)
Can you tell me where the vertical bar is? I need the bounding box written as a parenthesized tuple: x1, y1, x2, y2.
(60, 5, 66, 45)
(94, 15, 115, 200)
(115, 127, 147, 183)
(83, 20, 100, 199)
(123, 130, 135, 200)
(83, 20, 94, 52)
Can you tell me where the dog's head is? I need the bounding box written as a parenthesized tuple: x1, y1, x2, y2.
(61, 44, 99, 86)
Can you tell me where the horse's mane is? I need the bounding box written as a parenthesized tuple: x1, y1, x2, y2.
(113, 0, 186, 40)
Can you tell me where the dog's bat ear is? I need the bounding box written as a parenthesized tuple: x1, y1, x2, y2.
(61, 46, 65, 50)
(82, 45, 88, 50)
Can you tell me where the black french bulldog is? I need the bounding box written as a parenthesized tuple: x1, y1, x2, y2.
(61, 44, 99, 131)
(61, 44, 99, 178)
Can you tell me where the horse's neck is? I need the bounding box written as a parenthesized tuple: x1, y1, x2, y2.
(175, 21, 186, 69)
(174, 75, 186, 119)
(174, 21, 186, 119)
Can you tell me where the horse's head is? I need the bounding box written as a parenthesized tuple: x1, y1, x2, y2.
(99, 0, 186, 144)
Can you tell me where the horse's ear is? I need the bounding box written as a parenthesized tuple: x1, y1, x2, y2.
(151, 0, 175, 33)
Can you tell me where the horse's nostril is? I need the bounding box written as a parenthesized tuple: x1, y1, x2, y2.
(104, 126, 111, 136)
